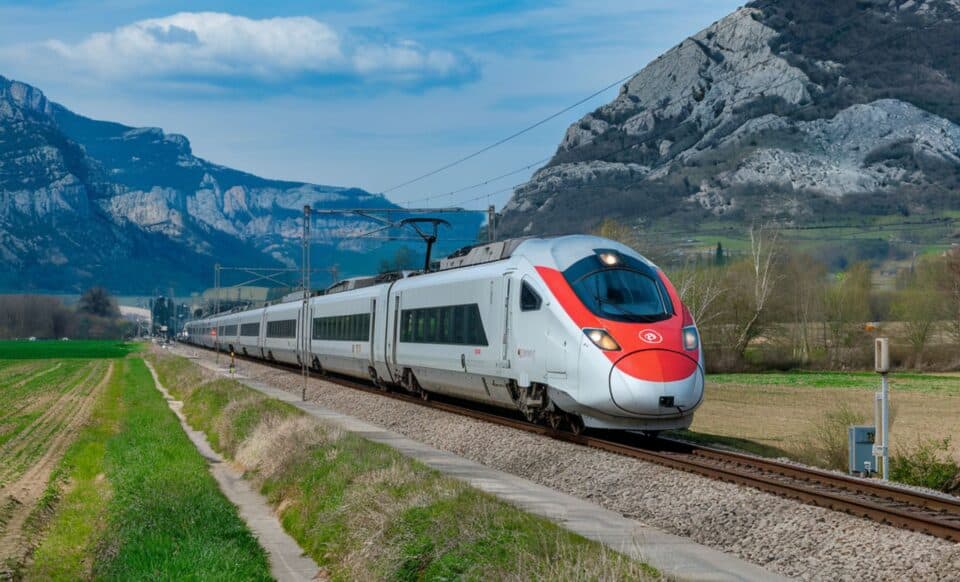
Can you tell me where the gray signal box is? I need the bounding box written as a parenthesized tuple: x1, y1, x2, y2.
(849, 425, 876, 476)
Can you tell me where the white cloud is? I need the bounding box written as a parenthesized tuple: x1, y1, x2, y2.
(37, 12, 473, 86)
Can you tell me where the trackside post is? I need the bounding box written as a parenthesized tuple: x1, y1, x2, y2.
(874, 338, 890, 480)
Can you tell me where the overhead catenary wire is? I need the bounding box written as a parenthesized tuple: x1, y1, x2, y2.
(383, 7, 765, 201)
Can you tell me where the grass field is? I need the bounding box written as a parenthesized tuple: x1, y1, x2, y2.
(682, 370, 960, 468)
(0, 340, 136, 360)
(0, 342, 272, 579)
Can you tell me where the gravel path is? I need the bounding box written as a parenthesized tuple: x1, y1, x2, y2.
(178, 347, 960, 581)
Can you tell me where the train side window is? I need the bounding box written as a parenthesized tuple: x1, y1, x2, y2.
(520, 281, 542, 312)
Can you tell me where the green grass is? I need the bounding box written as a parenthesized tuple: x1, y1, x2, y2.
(151, 352, 659, 581)
(28, 360, 124, 580)
(0, 340, 138, 360)
(711, 370, 960, 394)
(27, 358, 272, 581)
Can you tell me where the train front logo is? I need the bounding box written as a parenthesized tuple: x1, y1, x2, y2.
(639, 329, 663, 344)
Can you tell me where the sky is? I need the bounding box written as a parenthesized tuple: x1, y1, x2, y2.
(0, 0, 744, 211)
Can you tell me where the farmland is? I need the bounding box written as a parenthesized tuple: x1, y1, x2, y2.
(0, 341, 271, 579)
(683, 370, 960, 471)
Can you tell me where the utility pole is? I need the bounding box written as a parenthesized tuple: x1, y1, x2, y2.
(487, 205, 496, 243)
(301, 205, 311, 402)
(169, 287, 176, 340)
(215, 263, 221, 365)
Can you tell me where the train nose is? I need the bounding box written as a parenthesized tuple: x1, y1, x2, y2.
(608, 349, 703, 415)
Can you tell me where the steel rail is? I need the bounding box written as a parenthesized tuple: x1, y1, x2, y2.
(191, 346, 960, 542)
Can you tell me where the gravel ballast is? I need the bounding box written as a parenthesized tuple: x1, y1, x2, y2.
(179, 347, 960, 580)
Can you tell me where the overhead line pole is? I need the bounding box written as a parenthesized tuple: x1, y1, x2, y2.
(215, 263, 221, 365)
(302, 205, 311, 402)
(487, 205, 496, 243)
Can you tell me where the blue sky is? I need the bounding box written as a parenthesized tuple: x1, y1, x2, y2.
(0, 0, 743, 210)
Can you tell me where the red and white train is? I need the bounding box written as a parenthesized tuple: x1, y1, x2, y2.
(184, 235, 705, 434)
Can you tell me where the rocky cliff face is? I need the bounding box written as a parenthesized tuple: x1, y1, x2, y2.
(0, 75, 480, 292)
(499, 0, 960, 237)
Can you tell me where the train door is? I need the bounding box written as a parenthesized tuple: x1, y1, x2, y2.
(258, 310, 267, 359)
(500, 272, 514, 369)
(368, 298, 376, 370)
(300, 301, 311, 368)
(386, 293, 401, 381)
(514, 276, 549, 382)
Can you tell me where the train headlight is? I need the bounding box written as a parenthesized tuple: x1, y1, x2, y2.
(597, 251, 620, 266)
(584, 328, 621, 351)
(682, 326, 699, 351)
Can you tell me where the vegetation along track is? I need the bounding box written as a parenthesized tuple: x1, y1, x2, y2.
(201, 347, 960, 542)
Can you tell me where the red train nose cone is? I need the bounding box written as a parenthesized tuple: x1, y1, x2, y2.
(614, 349, 698, 383)
(608, 349, 702, 415)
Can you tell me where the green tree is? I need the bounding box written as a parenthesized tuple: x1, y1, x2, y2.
(78, 287, 119, 318)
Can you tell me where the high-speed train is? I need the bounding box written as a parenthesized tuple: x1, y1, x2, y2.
(184, 235, 704, 434)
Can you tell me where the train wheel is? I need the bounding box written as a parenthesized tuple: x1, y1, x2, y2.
(546, 412, 564, 431)
(419, 389, 430, 401)
(567, 414, 585, 436)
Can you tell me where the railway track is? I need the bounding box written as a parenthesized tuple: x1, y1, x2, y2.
(195, 346, 960, 543)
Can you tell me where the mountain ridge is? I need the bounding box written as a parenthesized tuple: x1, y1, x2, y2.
(0, 74, 481, 293)
(498, 0, 960, 246)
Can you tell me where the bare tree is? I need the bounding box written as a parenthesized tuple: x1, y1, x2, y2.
(946, 248, 960, 346)
(823, 263, 872, 367)
(733, 224, 781, 357)
(593, 218, 635, 246)
(672, 263, 726, 326)
(783, 252, 826, 365)
(893, 258, 948, 365)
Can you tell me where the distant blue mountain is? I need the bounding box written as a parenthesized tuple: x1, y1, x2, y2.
(0, 75, 481, 294)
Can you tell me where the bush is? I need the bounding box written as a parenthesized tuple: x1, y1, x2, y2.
(890, 437, 960, 493)
(795, 403, 864, 471)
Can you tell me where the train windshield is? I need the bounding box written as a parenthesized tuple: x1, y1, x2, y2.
(566, 266, 673, 323)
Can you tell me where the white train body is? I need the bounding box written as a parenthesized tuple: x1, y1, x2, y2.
(185, 235, 705, 432)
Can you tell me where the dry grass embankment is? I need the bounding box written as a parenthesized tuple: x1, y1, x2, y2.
(150, 351, 659, 581)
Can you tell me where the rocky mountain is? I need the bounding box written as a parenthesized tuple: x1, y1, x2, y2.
(499, 0, 960, 244)
(0, 75, 480, 293)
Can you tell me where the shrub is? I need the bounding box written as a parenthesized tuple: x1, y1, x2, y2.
(890, 437, 960, 493)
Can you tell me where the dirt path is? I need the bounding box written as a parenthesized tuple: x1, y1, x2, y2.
(0, 361, 113, 576)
